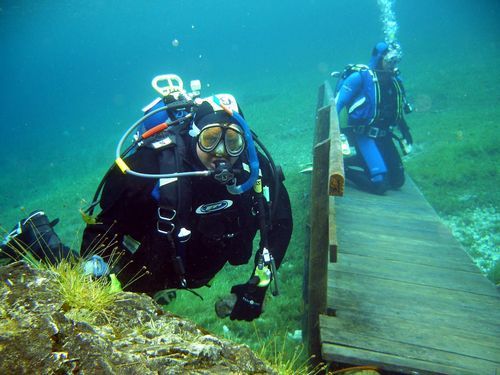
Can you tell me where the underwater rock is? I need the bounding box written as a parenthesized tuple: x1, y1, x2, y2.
(0, 261, 275, 374)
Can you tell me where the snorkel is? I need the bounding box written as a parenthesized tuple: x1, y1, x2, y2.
(212, 95, 260, 195)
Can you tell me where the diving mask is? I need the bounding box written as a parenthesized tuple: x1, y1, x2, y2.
(198, 123, 246, 157)
(383, 50, 400, 69)
(383, 42, 402, 70)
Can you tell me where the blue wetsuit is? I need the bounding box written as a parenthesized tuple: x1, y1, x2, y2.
(335, 42, 412, 194)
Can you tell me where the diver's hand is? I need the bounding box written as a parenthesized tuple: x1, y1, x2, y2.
(229, 282, 267, 321)
(82, 255, 110, 278)
(0, 210, 73, 263)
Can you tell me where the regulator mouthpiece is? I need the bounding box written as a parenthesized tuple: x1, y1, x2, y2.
(213, 160, 235, 185)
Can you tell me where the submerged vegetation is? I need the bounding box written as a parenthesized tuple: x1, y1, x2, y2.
(1, 245, 122, 325)
(405, 67, 499, 284)
(49, 258, 123, 323)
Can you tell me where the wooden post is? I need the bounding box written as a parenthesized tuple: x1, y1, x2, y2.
(305, 81, 344, 360)
(328, 104, 344, 197)
(306, 136, 330, 358)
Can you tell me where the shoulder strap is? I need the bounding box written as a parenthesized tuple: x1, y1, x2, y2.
(151, 132, 192, 288)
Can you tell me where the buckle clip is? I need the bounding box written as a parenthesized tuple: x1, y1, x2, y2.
(158, 207, 176, 221)
(157, 221, 175, 235)
(157, 207, 176, 235)
(367, 126, 379, 138)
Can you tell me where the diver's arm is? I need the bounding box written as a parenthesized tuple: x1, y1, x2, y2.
(81, 149, 158, 259)
(335, 72, 363, 115)
(228, 155, 292, 322)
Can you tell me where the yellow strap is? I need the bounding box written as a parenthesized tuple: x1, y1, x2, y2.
(115, 158, 130, 174)
(253, 178, 262, 194)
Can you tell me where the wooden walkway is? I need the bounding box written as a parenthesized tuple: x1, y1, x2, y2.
(304, 82, 500, 375)
(322, 180, 500, 374)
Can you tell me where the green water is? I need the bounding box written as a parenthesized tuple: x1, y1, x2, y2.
(1, 0, 498, 367)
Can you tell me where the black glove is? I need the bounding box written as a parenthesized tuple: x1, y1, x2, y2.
(0, 210, 73, 264)
(229, 280, 267, 321)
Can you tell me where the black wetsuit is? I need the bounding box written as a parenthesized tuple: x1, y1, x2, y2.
(81, 143, 293, 294)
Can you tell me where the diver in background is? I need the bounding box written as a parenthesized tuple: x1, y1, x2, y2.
(1, 78, 293, 322)
(335, 42, 413, 194)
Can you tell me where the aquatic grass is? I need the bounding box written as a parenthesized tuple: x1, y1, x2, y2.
(48, 257, 123, 324)
(0, 226, 125, 325)
(405, 81, 499, 281)
(442, 206, 500, 283)
(253, 327, 327, 375)
(407, 125, 498, 215)
(487, 260, 500, 286)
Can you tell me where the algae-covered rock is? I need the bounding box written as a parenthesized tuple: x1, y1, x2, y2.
(0, 261, 275, 374)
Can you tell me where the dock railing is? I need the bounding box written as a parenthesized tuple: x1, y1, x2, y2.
(304, 81, 344, 357)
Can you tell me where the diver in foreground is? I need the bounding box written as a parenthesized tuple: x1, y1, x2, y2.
(334, 42, 414, 195)
(1, 74, 293, 322)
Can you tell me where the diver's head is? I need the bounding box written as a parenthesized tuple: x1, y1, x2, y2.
(369, 41, 402, 71)
(192, 99, 246, 171)
(382, 48, 400, 70)
(195, 121, 245, 170)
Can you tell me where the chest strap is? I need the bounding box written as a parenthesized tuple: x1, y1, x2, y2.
(152, 132, 192, 288)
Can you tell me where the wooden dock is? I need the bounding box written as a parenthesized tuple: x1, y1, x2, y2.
(304, 82, 500, 374)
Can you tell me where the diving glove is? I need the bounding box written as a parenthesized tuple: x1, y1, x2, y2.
(0, 210, 73, 263)
(229, 278, 267, 321)
(82, 255, 110, 278)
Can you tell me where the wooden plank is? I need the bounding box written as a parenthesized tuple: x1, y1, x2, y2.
(321, 315, 500, 374)
(328, 272, 500, 336)
(336, 232, 479, 272)
(329, 197, 338, 263)
(337, 226, 470, 257)
(322, 343, 493, 375)
(306, 135, 331, 357)
(316, 82, 326, 109)
(328, 103, 344, 196)
(324, 79, 334, 106)
(329, 268, 498, 312)
(314, 105, 330, 145)
(336, 215, 461, 245)
(338, 179, 435, 212)
(336, 207, 453, 231)
(331, 253, 499, 297)
(336, 203, 444, 223)
(328, 288, 500, 338)
(338, 190, 430, 209)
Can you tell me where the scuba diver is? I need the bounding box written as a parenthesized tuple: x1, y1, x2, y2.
(334, 42, 414, 195)
(1, 74, 293, 322)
